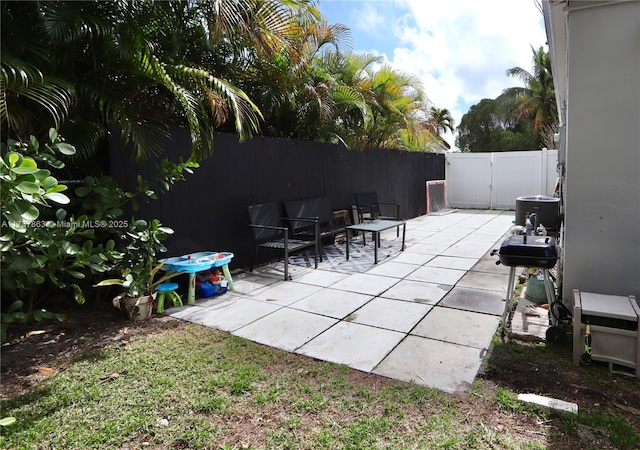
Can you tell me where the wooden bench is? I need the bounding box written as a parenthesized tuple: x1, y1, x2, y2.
(284, 197, 348, 259)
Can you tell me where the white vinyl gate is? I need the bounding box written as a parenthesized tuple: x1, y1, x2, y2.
(445, 149, 558, 209)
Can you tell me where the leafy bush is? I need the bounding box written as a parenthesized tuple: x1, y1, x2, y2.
(1, 130, 199, 341)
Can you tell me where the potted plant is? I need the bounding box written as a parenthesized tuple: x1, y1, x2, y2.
(95, 258, 178, 320)
(94, 219, 178, 321)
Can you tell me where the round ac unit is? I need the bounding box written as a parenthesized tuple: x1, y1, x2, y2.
(515, 195, 561, 230)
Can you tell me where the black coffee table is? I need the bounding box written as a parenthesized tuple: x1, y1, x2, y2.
(346, 219, 406, 264)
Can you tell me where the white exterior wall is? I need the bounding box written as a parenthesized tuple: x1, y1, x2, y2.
(562, 2, 640, 301)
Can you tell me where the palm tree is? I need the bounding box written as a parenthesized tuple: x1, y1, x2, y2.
(503, 46, 557, 139)
(358, 63, 433, 150)
(428, 107, 455, 134)
(427, 106, 455, 149)
(1, 0, 319, 162)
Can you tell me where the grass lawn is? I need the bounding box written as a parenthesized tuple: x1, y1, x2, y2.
(1, 314, 639, 449)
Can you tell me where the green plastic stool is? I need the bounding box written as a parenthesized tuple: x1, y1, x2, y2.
(156, 282, 182, 313)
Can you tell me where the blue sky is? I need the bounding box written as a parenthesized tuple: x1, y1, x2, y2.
(316, 0, 548, 149)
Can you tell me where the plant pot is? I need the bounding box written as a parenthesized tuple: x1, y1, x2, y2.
(113, 292, 157, 321)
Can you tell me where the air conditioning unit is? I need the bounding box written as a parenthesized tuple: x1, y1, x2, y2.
(515, 195, 561, 230)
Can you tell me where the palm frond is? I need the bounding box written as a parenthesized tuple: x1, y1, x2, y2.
(1, 54, 76, 131)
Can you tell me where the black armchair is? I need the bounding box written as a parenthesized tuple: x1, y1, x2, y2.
(353, 192, 401, 242)
(247, 202, 319, 281)
(354, 192, 400, 222)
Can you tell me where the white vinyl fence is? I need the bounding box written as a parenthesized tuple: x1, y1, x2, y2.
(445, 149, 558, 209)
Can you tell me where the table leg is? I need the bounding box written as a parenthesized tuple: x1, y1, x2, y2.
(401, 223, 406, 251)
(188, 273, 196, 305)
(222, 264, 234, 290)
(374, 231, 378, 264)
(346, 229, 351, 260)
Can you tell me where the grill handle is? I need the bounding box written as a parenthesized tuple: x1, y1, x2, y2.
(489, 249, 502, 265)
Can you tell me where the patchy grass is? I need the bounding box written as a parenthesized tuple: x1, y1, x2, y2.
(1, 318, 639, 449)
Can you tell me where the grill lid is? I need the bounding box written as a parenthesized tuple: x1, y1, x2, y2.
(496, 235, 559, 268)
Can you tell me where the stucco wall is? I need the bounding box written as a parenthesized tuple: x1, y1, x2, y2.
(563, 1, 640, 302)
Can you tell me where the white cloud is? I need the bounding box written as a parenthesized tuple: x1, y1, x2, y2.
(387, 0, 547, 149)
(320, 0, 547, 150)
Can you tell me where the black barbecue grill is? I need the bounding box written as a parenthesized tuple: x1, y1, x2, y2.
(492, 234, 560, 339)
(497, 235, 558, 269)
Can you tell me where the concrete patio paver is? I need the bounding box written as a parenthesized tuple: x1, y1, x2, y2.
(406, 266, 467, 285)
(373, 335, 485, 393)
(193, 297, 282, 332)
(290, 269, 350, 287)
(296, 321, 405, 372)
(425, 255, 478, 271)
(380, 279, 452, 305)
(233, 307, 338, 352)
(250, 281, 323, 305)
(330, 272, 400, 296)
(365, 261, 420, 278)
(411, 306, 501, 349)
(390, 251, 436, 265)
(289, 288, 373, 319)
(166, 209, 518, 393)
(349, 297, 434, 333)
(439, 286, 506, 316)
(456, 271, 510, 293)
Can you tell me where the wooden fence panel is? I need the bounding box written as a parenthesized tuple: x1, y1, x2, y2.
(110, 131, 445, 269)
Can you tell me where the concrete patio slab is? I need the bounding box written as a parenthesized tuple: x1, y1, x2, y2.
(250, 281, 323, 306)
(234, 307, 338, 352)
(292, 269, 350, 287)
(349, 297, 434, 332)
(425, 255, 477, 271)
(406, 266, 467, 285)
(419, 232, 469, 247)
(471, 257, 512, 275)
(229, 271, 280, 296)
(373, 335, 484, 393)
(165, 209, 519, 394)
(456, 271, 509, 293)
(366, 261, 420, 278)
(297, 321, 404, 372)
(330, 273, 400, 296)
(441, 239, 495, 259)
(403, 242, 451, 255)
(403, 229, 436, 242)
(290, 288, 373, 319)
(194, 297, 282, 332)
(439, 287, 506, 316)
(167, 304, 210, 322)
(390, 251, 436, 265)
(380, 279, 452, 305)
(411, 306, 501, 349)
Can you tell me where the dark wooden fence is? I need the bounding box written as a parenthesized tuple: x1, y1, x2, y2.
(110, 131, 445, 270)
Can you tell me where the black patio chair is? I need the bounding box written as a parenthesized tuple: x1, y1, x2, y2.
(284, 197, 347, 261)
(247, 202, 319, 281)
(353, 191, 400, 223)
(353, 192, 401, 243)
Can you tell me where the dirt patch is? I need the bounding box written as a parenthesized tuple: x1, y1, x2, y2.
(1, 300, 189, 400)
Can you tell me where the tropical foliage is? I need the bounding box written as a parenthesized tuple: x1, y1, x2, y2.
(1, 0, 446, 158)
(0, 128, 198, 341)
(0, 1, 451, 339)
(456, 46, 557, 152)
(503, 46, 557, 139)
(0, 0, 272, 162)
(1, 131, 91, 341)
